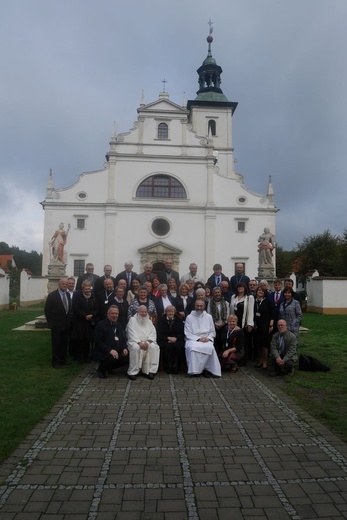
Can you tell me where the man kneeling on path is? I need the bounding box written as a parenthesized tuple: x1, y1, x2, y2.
(270, 319, 297, 376)
(184, 300, 221, 378)
(93, 305, 129, 379)
(126, 305, 160, 380)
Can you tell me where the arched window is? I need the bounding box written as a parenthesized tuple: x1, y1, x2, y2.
(208, 119, 216, 136)
(157, 122, 168, 139)
(136, 175, 187, 198)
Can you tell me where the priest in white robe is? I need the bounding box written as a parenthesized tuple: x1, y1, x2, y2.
(126, 305, 160, 380)
(184, 300, 221, 377)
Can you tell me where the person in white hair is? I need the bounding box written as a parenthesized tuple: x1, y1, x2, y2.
(126, 305, 160, 380)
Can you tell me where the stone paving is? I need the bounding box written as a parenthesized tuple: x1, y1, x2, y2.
(0, 365, 346, 519)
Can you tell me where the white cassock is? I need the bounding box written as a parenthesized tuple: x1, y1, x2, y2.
(184, 311, 221, 377)
(126, 315, 160, 376)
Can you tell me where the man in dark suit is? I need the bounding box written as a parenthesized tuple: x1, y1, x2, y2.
(44, 277, 71, 368)
(95, 278, 115, 321)
(270, 279, 285, 332)
(229, 263, 250, 294)
(76, 263, 99, 292)
(158, 258, 180, 287)
(93, 306, 129, 378)
(206, 264, 229, 289)
(94, 265, 116, 294)
(114, 261, 138, 291)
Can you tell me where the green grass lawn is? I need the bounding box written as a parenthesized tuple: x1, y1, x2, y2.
(0, 307, 86, 464)
(0, 308, 346, 466)
(270, 313, 347, 442)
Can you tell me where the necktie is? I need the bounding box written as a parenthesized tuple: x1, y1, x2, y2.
(275, 292, 279, 303)
(62, 292, 68, 313)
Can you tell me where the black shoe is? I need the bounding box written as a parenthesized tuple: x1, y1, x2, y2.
(127, 374, 137, 381)
(98, 370, 107, 379)
(202, 370, 211, 378)
(147, 373, 155, 380)
(52, 363, 61, 369)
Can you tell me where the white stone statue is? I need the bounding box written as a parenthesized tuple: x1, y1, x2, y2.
(258, 227, 275, 267)
(49, 223, 70, 264)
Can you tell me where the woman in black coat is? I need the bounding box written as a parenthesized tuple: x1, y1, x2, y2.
(219, 314, 245, 372)
(72, 280, 98, 362)
(174, 283, 194, 321)
(156, 305, 185, 374)
(253, 285, 275, 370)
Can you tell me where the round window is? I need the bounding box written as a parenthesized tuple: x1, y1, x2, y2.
(77, 192, 87, 200)
(237, 196, 247, 205)
(151, 218, 170, 236)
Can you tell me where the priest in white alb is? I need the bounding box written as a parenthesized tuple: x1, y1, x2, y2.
(126, 305, 160, 380)
(184, 300, 221, 378)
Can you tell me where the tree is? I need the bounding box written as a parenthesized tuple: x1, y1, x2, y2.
(275, 246, 297, 278)
(0, 242, 42, 275)
(295, 230, 344, 277)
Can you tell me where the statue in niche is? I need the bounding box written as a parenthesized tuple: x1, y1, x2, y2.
(49, 223, 70, 264)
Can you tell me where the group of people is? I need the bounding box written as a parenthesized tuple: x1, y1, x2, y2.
(44, 260, 302, 379)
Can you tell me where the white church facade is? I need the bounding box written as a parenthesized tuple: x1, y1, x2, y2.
(41, 33, 277, 281)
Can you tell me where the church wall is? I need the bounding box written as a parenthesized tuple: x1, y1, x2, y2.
(112, 206, 206, 275)
(112, 158, 210, 206)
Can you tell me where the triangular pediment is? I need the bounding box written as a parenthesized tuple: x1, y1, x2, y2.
(138, 242, 182, 255)
(138, 98, 188, 115)
(138, 242, 182, 272)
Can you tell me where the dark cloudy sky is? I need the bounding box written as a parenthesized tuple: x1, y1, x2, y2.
(1, 0, 346, 253)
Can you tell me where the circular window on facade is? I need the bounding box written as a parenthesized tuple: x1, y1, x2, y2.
(237, 196, 247, 205)
(77, 191, 87, 200)
(151, 218, 171, 237)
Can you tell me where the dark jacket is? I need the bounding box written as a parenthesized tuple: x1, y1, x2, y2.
(93, 319, 126, 361)
(72, 291, 98, 342)
(221, 327, 245, 355)
(44, 289, 71, 331)
(93, 275, 116, 294)
(114, 270, 139, 290)
(158, 269, 180, 287)
(95, 289, 115, 321)
(206, 272, 229, 289)
(153, 293, 175, 317)
(76, 273, 100, 292)
(173, 295, 195, 318)
(156, 315, 185, 348)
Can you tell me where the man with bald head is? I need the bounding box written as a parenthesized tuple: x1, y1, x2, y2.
(93, 306, 128, 379)
(180, 263, 204, 285)
(115, 261, 138, 291)
(270, 320, 297, 376)
(184, 300, 221, 378)
(94, 264, 116, 293)
(138, 262, 156, 284)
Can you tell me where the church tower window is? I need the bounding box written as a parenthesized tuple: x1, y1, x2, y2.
(208, 119, 216, 136)
(136, 175, 186, 198)
(157, 122, 169, 139)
